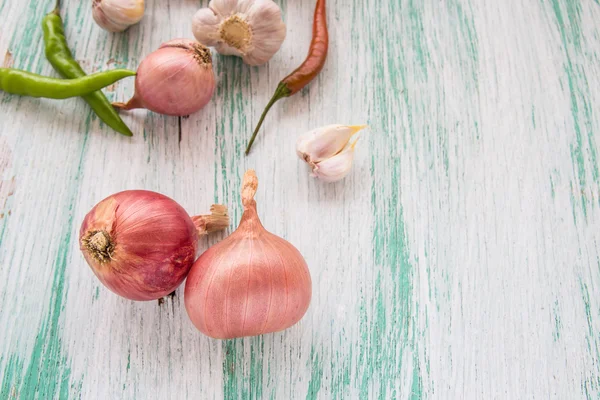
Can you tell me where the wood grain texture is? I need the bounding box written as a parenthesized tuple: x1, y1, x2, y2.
(1, 0, 600, 398)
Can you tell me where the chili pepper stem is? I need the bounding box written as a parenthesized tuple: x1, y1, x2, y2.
(245, 83, 291, 155)
(52, 0, 61, 15)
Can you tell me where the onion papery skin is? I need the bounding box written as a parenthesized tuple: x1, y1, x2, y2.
(79, 190, 198, 301)
(184, 172, 312, 339)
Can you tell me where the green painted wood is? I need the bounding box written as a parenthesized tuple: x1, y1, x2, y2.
(1, 0, 600, 398)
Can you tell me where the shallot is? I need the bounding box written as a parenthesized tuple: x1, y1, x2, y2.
(113, 39, 215, 116)
(79, 190, 228, 301)
(185, 170, 312, 339)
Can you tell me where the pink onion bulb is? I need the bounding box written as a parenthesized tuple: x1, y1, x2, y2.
(185, 170, 312, 339)
(79, 190, 229, 301)
(114, 39, 216, 116)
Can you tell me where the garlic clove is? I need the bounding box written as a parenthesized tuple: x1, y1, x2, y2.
(296, 124, 366, 166)
(234, 0, 255, 15)
(310, 141, 359, 183)
(93, 0, 145, 32)
(93, 5, 122, 32)
(241, 0, 287, 65)
(191, 8, 221, 47)
(210, 0, 239, 17)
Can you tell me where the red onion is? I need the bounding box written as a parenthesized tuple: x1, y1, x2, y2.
(79, 190, 228, 301)
(185, 170, 312, 339)
(113, 39, 216, 116)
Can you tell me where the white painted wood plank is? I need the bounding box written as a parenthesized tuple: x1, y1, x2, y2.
(0, 0, 599, 398)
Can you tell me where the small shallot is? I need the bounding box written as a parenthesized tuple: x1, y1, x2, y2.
(114, 39, 216, 116)
(185, 170, 312, 339)
(80, 190, 229, 301)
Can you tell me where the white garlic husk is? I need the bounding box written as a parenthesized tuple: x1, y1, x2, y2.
(192, 0, 286, 66)
(296, 125, 367, 183)
(92, 0, 145, 32)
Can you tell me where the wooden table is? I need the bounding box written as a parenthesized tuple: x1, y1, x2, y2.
(1, 0, 600, 398)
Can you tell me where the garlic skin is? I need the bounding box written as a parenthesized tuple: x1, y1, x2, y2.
(192, 0, 286, 66)
(296, 124, 367, 182)
(93, 0, 145, 32)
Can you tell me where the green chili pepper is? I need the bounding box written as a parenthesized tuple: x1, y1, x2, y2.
(0, 68, 135, 98)
(42, 0, 134, 136)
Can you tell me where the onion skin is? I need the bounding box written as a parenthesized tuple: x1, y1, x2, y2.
(185, 170, 312, 339)
(114, 39, 216, 116)
(80, 190, 199, 301)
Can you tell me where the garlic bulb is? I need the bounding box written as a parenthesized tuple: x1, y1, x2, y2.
(192, 0, 286, 66)
(93, 0, 145, 32)
(296, 124, 367, 183)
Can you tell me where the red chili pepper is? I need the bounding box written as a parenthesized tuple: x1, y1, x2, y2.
(245, 0, 328, 155)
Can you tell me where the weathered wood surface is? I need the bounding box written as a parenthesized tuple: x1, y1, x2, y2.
(1, 0, 600, 398)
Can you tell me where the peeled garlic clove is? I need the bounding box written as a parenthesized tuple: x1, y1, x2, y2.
(192, 0, 287, 66)
(296, 124, 366, 165)
(310, 144, 358, 183)
(93, 0, 145, 32)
